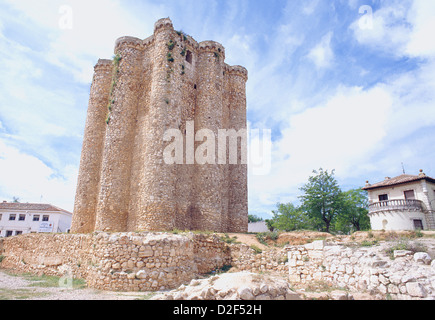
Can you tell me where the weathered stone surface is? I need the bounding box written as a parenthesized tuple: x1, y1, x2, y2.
(394, 250, 413, 258)
(1, 232, 435, 300)
(238, 287, 254, 300)
(71, 17, 248, 234)
(406, 282, 427, 298)
(413, 252, 431, 265)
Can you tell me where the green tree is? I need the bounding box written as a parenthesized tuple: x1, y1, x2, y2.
(335, 188, 371, 233)
(264, 219, 274, 232)
(248, 215, 263, 223)
(299, 168, 344, 233)
(270, 203, 310, 231)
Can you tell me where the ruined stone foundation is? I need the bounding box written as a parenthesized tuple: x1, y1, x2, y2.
(71, 18, 248, 233)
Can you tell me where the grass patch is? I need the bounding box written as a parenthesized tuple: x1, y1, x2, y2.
(134, 292, 158, 300)
(359, 239, 379, 247)
(220, 234, 241, 245)
(0, 288, 49, 300)
(256, 231, 279, 246)
(384, 238, 428, 260)
(250, 245, 263, 254)
(6, 272, 87, 289)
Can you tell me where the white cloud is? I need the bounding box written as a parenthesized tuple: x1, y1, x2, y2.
(3, 0, 164, 83)
(302, 0, 320, 15)
(307, 32, 334, 69)
(248, 84, 393, 215)
(405, 0, 435, 57)
(0, 140, 77, 211)
(351, 2, 411, 55)
(351, 0, 435, 59)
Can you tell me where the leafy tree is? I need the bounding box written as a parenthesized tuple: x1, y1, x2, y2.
(336, 188, 371, 233)
(12, 197, 20, 203)
(270, 203, 310, 231)
(264, 219, 274, 232)
(299, 168, 344, 233)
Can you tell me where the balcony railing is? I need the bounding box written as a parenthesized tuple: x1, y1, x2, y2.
(369, 199, 424, 214)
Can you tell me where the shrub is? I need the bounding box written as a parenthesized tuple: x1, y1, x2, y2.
(250, 245, 262, 254)
(384, 238, 427, 259)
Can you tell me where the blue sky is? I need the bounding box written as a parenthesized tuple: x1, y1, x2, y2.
(0, 0, 434, 219)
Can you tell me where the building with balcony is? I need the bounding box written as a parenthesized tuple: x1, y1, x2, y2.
(363, 170, 435, 231)
(0, 202, 72, 237)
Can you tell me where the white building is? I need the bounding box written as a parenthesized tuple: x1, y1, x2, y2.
(0, 202, 72, 237)
(363, 170, 435, 231)
(248, 221, 269, 233)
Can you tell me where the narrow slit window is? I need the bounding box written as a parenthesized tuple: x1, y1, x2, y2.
(186, 50, 192, 64)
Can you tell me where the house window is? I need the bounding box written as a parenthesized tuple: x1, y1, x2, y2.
(33, 215, 40, 221)
(379, 194, 388, 201)
(9, 214, 16, 221)
(404, 190, 415, 200)
(15, 231, 23, 236)
(6, 231, 13, 237)
(42, 215, 49, 221)
(19, 214, 26, 221)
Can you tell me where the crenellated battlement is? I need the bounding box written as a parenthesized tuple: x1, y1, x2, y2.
(94, 59, 113, 72)
(181, 34, 199, 50)
(72, 18, 248, 234)
(154, 17, 174, 33)
(225, 64, 248, 81)
(198, 41, 226, 59)
(114, 36, 145, 53)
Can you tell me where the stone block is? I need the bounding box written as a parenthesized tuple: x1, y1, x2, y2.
(312, 240, 325, 250)
(393, 250, 413, 258)
(406, 282, 427, 298)
(238, 287, 254, 300)
(413, 252, 431, 265)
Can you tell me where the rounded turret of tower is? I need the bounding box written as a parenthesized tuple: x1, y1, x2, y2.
(199, 41, 225, 60)
(114, 36, 144, 54)
(154, 17, 173, 33)
(94, 59, 113, 72)
(225, 65, 248, 82)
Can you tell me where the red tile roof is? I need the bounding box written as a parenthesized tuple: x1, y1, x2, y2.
(0, 202, 72, 214)
(363, 172, 435, 190)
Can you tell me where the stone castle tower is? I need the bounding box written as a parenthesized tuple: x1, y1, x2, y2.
(71, 18, 248, 233)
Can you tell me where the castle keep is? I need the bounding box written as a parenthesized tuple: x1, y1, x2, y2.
(71, 18, 248, 234)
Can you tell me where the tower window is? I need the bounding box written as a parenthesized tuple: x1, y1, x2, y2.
(186, 50, 192, 64)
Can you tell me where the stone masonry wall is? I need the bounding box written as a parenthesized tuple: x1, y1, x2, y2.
(2, 233, 434, 299)
(228, 240, 435, 299)
(286, 240, 435, 299)
(0, 232, 227, 292)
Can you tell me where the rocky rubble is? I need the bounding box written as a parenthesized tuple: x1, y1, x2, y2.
(152, 272, 301, 300)
(287, 239, 435, 300)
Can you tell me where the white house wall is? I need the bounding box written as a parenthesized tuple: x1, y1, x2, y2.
(369, 209, 428, 231)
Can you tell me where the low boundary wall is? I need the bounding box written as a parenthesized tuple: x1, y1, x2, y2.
(1, 233, 434, 299)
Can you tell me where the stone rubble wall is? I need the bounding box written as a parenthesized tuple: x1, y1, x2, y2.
(227, 240, 435, 299)
(286, 240, 435, 299)
(0, 232, 227, 292)
(1, 233, 434, 299)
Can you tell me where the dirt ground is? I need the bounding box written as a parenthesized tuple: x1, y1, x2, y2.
(0, 269, 157, 300)
(226, 230, 435, 248)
